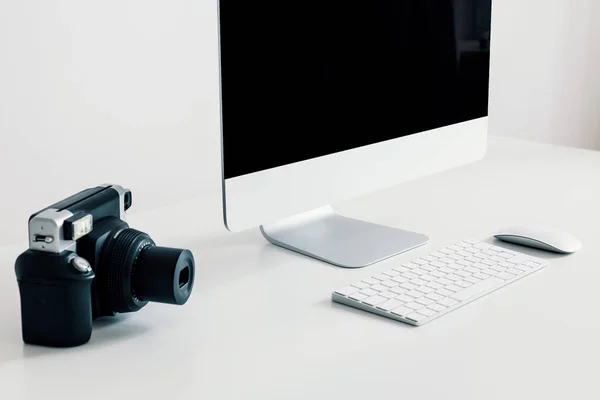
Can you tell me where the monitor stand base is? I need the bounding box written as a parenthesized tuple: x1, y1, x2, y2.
(260, 205, 429, 268)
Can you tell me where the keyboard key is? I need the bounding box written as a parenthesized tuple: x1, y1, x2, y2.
(392, 266, 410, 273)
(373, 274, 389, 281)
(377, 299, 403, 311)
(359, 288, 377, 297)
(497, 252, 513, 259)
(430, 271, 446, 278)
(430, 252, 445, 258)
(390, 286, 407, 295)
(508, 254, 529, 264)
(412, 278, 427, 286)
(445, 284, 463, 292)
(466, 256, 480, 263)
(438, 297, 459, 307)
(524, 261, 540, 268)
(473, 272, 490, 280)
(379, 291, 397, 299)
(351, 281, 370, 289)
(455, 280, 472, 288)
(482, 268, 498, 276)
(464, 276, 481, 284)
(440, 267, 454, 274)
(402, 272, 418, 280)
(405, 302, 424, 310)
(396, 294, 414, 303)
(436, 278, 453, 286)
(421, 256, 437, 262)
(428, 303, 446, 312)
(435, 288, 454, 297)
(440, 257, 455, 264)
(381, 280, 398, 288)
(420, 274, 436, 282)
(412, 258, 428, 265)
(455, 270, 471, 278)
(363, 295, 388, 306)
(430, 261, 445, 268)
(425, 293, 444, 301)
(391, 306, 414, 317)
(382, 269, 400, 277)
(391, 275, 408, 284)
(473, 252, 488, 259)
(349, 293, 368, 301)
(456, 251, 471, 257)
(512, 264, 530, 272)
(335, 286, 360, 296)
(400, 282, 418, 290)
(421, 264, 437, 272)
(415, 297, 434, 306)
(446, 274, 462, 282)
(362, 278, 379, 285)
(439, 248, 454, 254)
(417, 307, 437, 317)
(496, 272, 515, 280)
(371, 284, 388, 292)
(416, 285, 434, 294)
(456, 260, 472, 266)
(464, 266, 480, 274)
(426, 281, 443, 290)
(507, 268, 524, 275)
(413, 268, 428, 276)
(489, 255, 505, 262)
(450, 277, 504, 301)
(406, 290, 424, 298)
(474, 242, 492, 250)
(448, 254, 462, 261)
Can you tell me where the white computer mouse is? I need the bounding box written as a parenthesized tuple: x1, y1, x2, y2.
(493, 225, 582, 254)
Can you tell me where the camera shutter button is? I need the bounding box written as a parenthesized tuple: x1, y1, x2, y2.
(71, 256, 92, 272)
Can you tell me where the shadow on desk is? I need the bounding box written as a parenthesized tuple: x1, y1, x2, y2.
(0, 315, 150, 365)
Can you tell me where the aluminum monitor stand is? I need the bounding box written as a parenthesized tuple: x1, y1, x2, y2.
(260, 205, 429, 268)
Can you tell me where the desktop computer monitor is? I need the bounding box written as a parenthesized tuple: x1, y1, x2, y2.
(219, 0, 493, 268)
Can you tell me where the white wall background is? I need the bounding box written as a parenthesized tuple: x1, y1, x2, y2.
(1, 0, 599, 246)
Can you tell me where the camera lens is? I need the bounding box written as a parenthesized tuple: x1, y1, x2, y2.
(98, 228, 195, 314)
(134, 246, 194, 305)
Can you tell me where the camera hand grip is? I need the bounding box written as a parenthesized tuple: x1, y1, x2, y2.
(15, 251, 95, 347)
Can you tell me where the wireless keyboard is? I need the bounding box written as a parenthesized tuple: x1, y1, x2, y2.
(332, 239, 548, 326)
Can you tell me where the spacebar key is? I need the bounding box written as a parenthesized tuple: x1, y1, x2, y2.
(450, 277, 504, 302)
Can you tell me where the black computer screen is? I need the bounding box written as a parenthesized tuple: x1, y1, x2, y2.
(220, 0, 492, 179)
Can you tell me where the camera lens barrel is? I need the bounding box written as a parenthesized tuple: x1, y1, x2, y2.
(134, 246, 195, 305)
(99, 228, 195, 315)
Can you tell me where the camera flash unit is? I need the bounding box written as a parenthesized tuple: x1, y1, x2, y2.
(65, 214, 93, 240)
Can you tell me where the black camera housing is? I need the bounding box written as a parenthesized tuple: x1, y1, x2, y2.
(15, 184, 195, 347)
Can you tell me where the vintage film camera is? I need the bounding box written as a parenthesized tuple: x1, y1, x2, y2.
(15, 184, 195, 347)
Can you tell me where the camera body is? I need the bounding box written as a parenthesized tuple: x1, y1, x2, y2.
(15, 184, 195, 347)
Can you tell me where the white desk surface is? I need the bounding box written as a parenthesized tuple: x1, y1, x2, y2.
(1, 136, 599, 400)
